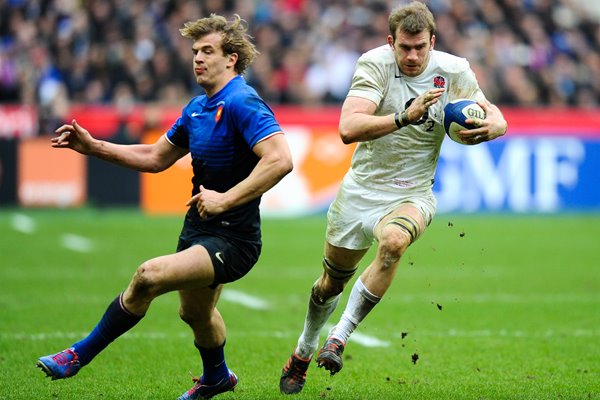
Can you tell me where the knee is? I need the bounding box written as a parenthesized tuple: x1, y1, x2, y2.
(129, 259, 163, 300)
(377, 229, 410, 269)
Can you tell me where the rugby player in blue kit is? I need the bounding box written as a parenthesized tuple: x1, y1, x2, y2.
(37, 14, 292, 400)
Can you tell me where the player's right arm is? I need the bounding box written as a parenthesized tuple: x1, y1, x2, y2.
(52, 119, 187, 173)
(338, 89, 443, 144)
(338, 96, 388, 144)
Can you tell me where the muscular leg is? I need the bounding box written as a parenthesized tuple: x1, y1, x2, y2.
(328, 203, 427, 345)
(66, 245, 216, 370)
(280, 244, 366, 394)
(122, 245, 216, 315)
(179, 285, 224, 347)
(37, 244, 218, 381)
(179, 284, 230, 384)
(362, 203, 426, 295)
(295, 245, 367, 359)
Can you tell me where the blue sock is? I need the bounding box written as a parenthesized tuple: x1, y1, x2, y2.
(197, 340, 228, 385)
(73, 293, 143, 366)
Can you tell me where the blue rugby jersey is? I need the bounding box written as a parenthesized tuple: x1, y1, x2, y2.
(165, 76, 283, 239)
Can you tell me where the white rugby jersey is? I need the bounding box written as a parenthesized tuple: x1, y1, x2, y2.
(346, 45, 484, 192)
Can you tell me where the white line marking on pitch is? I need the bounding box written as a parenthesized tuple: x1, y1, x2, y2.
(10, 213, 36, 234)
(351, 331, 390, 347)
(324, 323, 390, 348)
(60, 233, 93, 253)
(221, 289, 271, 310)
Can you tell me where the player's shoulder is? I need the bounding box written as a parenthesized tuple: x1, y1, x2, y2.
(224, 76, 262, 104)
(219, 77, 275, 120)
(430, 50, 471, 74)
(359, 44, 396, 67)
(231, 75, 259, 94)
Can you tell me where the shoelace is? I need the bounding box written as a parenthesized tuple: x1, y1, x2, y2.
(323, 340, 343, 355)
(52, 350, 77, 365)
(288, 358, 308, 379)
(187, 371, 233, 390)
(189, 375, 225, 387)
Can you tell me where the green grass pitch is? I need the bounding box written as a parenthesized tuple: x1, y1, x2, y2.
(1, 208, 598, 399)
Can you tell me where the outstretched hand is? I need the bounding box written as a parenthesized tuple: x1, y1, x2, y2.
(458, 99, 508, 145)
(51, 120, 95, 155)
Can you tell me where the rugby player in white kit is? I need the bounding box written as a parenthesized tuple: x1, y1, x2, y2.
(280, 1, 508, 395)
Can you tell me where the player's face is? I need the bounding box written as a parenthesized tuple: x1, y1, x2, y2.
(388, 29, 435, 77)
(192, 32, 237, 96)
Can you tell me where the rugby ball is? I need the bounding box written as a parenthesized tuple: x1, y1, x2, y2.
(443, 99, 486, 145)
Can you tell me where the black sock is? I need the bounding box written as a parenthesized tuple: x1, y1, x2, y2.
(196, 340, 229, 385)
(73, 293, 143, 366)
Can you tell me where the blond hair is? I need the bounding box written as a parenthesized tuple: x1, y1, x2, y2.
(180, 14, 258, 74)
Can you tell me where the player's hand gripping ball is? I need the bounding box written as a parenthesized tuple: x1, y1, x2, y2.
(443, 99, 486, 145)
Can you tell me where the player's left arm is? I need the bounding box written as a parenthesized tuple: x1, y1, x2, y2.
(461, 100, 508, 145)
(186, 133, 293, 218)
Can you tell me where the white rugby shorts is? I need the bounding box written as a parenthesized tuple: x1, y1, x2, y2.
(325, 173, 436, 250)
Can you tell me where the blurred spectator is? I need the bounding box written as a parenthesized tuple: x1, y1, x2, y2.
(1, 0, 599, 126)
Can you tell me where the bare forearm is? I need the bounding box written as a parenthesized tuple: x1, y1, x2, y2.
(339, 113, 398, 144)
(223, 154, 292, 209)
(53, 120, 170, 173)
(90, 140, 163, 173)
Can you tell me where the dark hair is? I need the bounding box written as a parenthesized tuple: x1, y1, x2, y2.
(180, 14, 258, 74)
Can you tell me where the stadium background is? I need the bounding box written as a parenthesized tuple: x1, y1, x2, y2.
(2, 0, 600, 107)
(0, 0, 600, 216)
(1, 0, 600, 214)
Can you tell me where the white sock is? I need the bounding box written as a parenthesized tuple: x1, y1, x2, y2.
(296, 293, 340, 359)
(329, 278, 380, 344)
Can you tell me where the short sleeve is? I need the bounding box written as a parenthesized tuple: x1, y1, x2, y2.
(346, 56, 386, 105)
(229, 93, 283, 148)
(166, 114, 190, 149)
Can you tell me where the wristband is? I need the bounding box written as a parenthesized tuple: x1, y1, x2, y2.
(393, 112, 403, 129)
(401, 110, 410, 126)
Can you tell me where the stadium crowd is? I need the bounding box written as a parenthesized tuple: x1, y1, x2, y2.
(1, 0, 599, 122)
